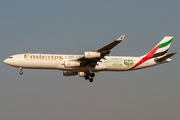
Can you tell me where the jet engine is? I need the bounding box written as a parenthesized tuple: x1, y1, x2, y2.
(84, 51, 101, 58)
(79, 72, 86, 77)
(63, 71, 78, 76)
(64, 61, 80, 67)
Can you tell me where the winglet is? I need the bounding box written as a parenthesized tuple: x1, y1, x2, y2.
(116, 35, 125, 41)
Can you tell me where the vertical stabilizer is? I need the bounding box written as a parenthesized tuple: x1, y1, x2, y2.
(131, 36, 173, 70)
(152, 36, 173, 58)
(144, 36, 173, 58)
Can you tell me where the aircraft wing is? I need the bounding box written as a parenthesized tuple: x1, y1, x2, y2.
(76, 35, 125, 67)
(95, 35, 125, 56)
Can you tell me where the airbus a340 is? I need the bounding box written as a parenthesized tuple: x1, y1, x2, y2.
(4, 35, 176, 82)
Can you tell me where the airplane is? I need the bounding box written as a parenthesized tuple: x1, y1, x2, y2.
(4, 35, 176, 82)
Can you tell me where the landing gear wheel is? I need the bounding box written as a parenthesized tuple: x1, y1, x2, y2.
(19, 71, 23, 75)
(89, 78, 93, 82)
(90, 73, 95, 78)
(19, 67, 23, 75)
(85, 76, 89, 80)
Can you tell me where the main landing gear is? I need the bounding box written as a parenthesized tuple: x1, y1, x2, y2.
(19, 67, 23, 75)
(84, 72, 95, 82)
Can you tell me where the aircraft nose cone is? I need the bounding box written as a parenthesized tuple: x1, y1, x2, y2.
(4, 59, 8, 64)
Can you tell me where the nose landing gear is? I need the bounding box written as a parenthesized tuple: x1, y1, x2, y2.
(19, 67, 23, 75)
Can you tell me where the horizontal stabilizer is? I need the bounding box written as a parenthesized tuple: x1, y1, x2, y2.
(155, 52, 177, 62)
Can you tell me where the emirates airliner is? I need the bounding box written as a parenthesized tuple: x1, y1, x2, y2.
(4, 35, 176, 82)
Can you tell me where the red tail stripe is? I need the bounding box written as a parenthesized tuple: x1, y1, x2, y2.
(130, 45, 160, 70)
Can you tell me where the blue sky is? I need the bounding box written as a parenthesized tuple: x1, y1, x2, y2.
(0, 0, 180, 120)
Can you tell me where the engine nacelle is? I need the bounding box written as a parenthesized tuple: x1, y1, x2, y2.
(79, 72, 86, 77)
(63, 71, 78, 76)
(84, 51, 101, 58)
(64, 61, 80, 67)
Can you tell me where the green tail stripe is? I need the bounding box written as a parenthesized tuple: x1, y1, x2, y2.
(159, 38, 173, 49)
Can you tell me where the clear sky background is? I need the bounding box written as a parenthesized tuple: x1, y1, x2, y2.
(0, 0, 180, 120)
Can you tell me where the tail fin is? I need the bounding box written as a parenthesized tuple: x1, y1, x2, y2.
(143, 36, 173, 58)
(130, 36, 174, 70)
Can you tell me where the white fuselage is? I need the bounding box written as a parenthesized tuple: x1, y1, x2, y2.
(3, 36, 174, 82)
(4, 53, 161, 72)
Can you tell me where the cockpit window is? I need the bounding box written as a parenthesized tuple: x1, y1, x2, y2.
(9, 57, 13, 59)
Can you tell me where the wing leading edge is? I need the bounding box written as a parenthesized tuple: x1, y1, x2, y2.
(95, 35, 125, 56)
(76, 35, 125, 67)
